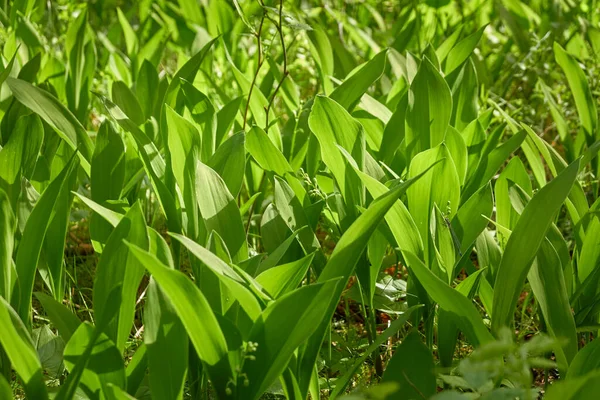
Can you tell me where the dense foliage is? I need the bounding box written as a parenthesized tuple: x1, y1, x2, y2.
(1, 0, 600, 398)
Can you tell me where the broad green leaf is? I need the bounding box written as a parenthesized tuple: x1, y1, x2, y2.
(117, 8, 138, 57)
(34, 292, 81, 343)
(93, 203, 149, 351)
(545, 370, 600, 400)
(330, 50, 387, 111)
(0, 374, 11, 400)
(6, 78, 93, 174)
(169, 233, 263, 319)
(256, 253, 314, 298)
(445, 126, 468, 186)
(0, 189, 15, 299)
(136, 60, 159, 120)
(243, 279, 341, 400)
(492, 159, 580, 333)
(528, 240, 577, 369)
(438, 269, 486, 367)
(0, 298, 47, 400)
(195, 162, 248, 262)
(404, 251, 493, 346)
(554, 42, 598, 138)
(452, 183, 493, 255)
(329, 306, 421, 398)
(436, 26, 464, 62)
(567, 337, 600, 379)
(62, 323, 126, 397)
(0, 50, 17, 87)
(181, 81, 217, 162)
(126, 243, 232, 399)
(125, 343, 147, 397)
(461, 129, 527, 203)
(407, 144, 460, 260)
(273, 177, 326, 271)
(451, 59, 479, 132)
(12, 156, 78, 327)
(444, 25, 486, 75)
(246, 126, 292, 176)
(145, 277, 188, 400)
(0, 114, 43, 207)
(297, 165, 436, 396)
(495, 157, 532, 247)
(382, 331, 436, 399)
(112, 81, 145, 126)
(307, 26, 334, 94)
(405, 58, 452, 157)
(208, 132, 246, 197)
(90, 122, 126, 253)
(308, 95, 365, 223)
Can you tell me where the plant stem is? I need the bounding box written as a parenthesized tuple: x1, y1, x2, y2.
(242, 9, 266, 130)
(264, 0, 289, 131)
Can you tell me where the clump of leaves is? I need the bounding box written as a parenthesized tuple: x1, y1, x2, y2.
(436, 328, 558, 399)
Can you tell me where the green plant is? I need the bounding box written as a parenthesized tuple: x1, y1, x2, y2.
(1, 0, 600, 399)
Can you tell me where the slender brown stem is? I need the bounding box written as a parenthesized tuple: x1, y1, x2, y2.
(242, 10, 266, 130)
(264, 0, 289, 131)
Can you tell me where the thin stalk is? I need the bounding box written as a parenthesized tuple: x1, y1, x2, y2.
(242, 9, 266, 130)
(264, 0, 289, 131)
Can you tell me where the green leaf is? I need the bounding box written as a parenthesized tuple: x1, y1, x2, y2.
(34, 292, 81, 343)
(451, 183, 493, 255)
(0, 50, 17, 87)
(12, 156, 78, 327)
(492, 159, 580, 333)
(273, 177, 326, 271)
(307, 26, 334, 94)
(461, 129, 527, 203)
(330, 50, 387, 111)
(554, 42, 598, 138)
(407, 144, 460, 260)
(246, 126, 292, 176)
(195, 162, 248, 262)
(405, 58, 452, 157)
(308, 95, 365, 223)
(145, 277, 188, 400)
(0, 374, 11, 400)
(208, 132, 246, 197)
(404, 251, 493, 346)
(495, 157, 532, 247)
(382, 331, 436, 399)
(0, 298, 48, 400)
(330, 305, 421, 397)
(0, 114, 43, 207)
(450, 59, 479, 132)
(126, 243, 232, 399)
(169, 232, 264, 319)
(297, 165, 437, 396)
(117, 8, 138, 57)
(6, 78, 93, 175)
(567, 336, 600, 379)
(136, 60, 159, 120)
(0, 189, 15, 299)
(90, 122, 126, 252)
(112, 81, 145, 126)
(256, 253, 314, 298)
(62, 322, 126, 398)
(437, 269, 486, 367)
(93, 203, 149, 351)
(444, 25, 486, 75)
(528, 240, 577, 369)
(545, 370, 600, 400)
(243, 279, 342, 400)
